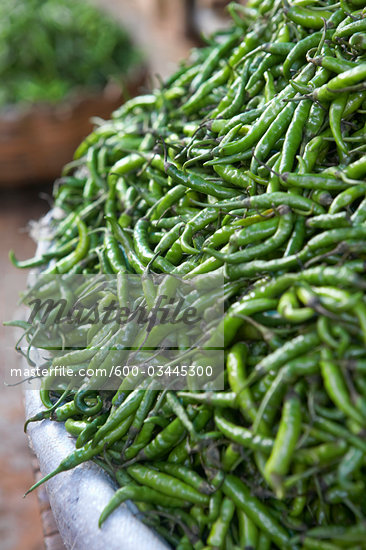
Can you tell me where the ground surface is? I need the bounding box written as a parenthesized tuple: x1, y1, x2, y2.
(0, 184, 50, 550)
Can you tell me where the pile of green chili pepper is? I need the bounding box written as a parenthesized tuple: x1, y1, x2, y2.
(9, 0, 366, 548)
(0, 0, 141, 107)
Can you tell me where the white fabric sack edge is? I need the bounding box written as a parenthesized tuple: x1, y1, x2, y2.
(23, 212, 170, 550)
(25, 391, 170, 550)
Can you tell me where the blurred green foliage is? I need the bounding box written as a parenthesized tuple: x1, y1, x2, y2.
(0, 0, 142, 107)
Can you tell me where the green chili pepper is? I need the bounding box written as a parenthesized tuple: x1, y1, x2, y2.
(207, 497, 235, 548)
(264, 391, 302, 498)
(320, 348, 365, 427)
(222, 475, 290, 549)
(214, 409, 273, 453)
(127, 464, 209, 506)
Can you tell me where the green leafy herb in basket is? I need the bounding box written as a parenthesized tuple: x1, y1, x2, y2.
(0, 0, 142, 106)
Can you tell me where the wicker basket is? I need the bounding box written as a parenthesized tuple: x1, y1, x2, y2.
(0, 67, 147, 186)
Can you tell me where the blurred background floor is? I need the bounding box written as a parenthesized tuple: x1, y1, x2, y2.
(0, 185, 50, 550)
(93, 0, 231, 80)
